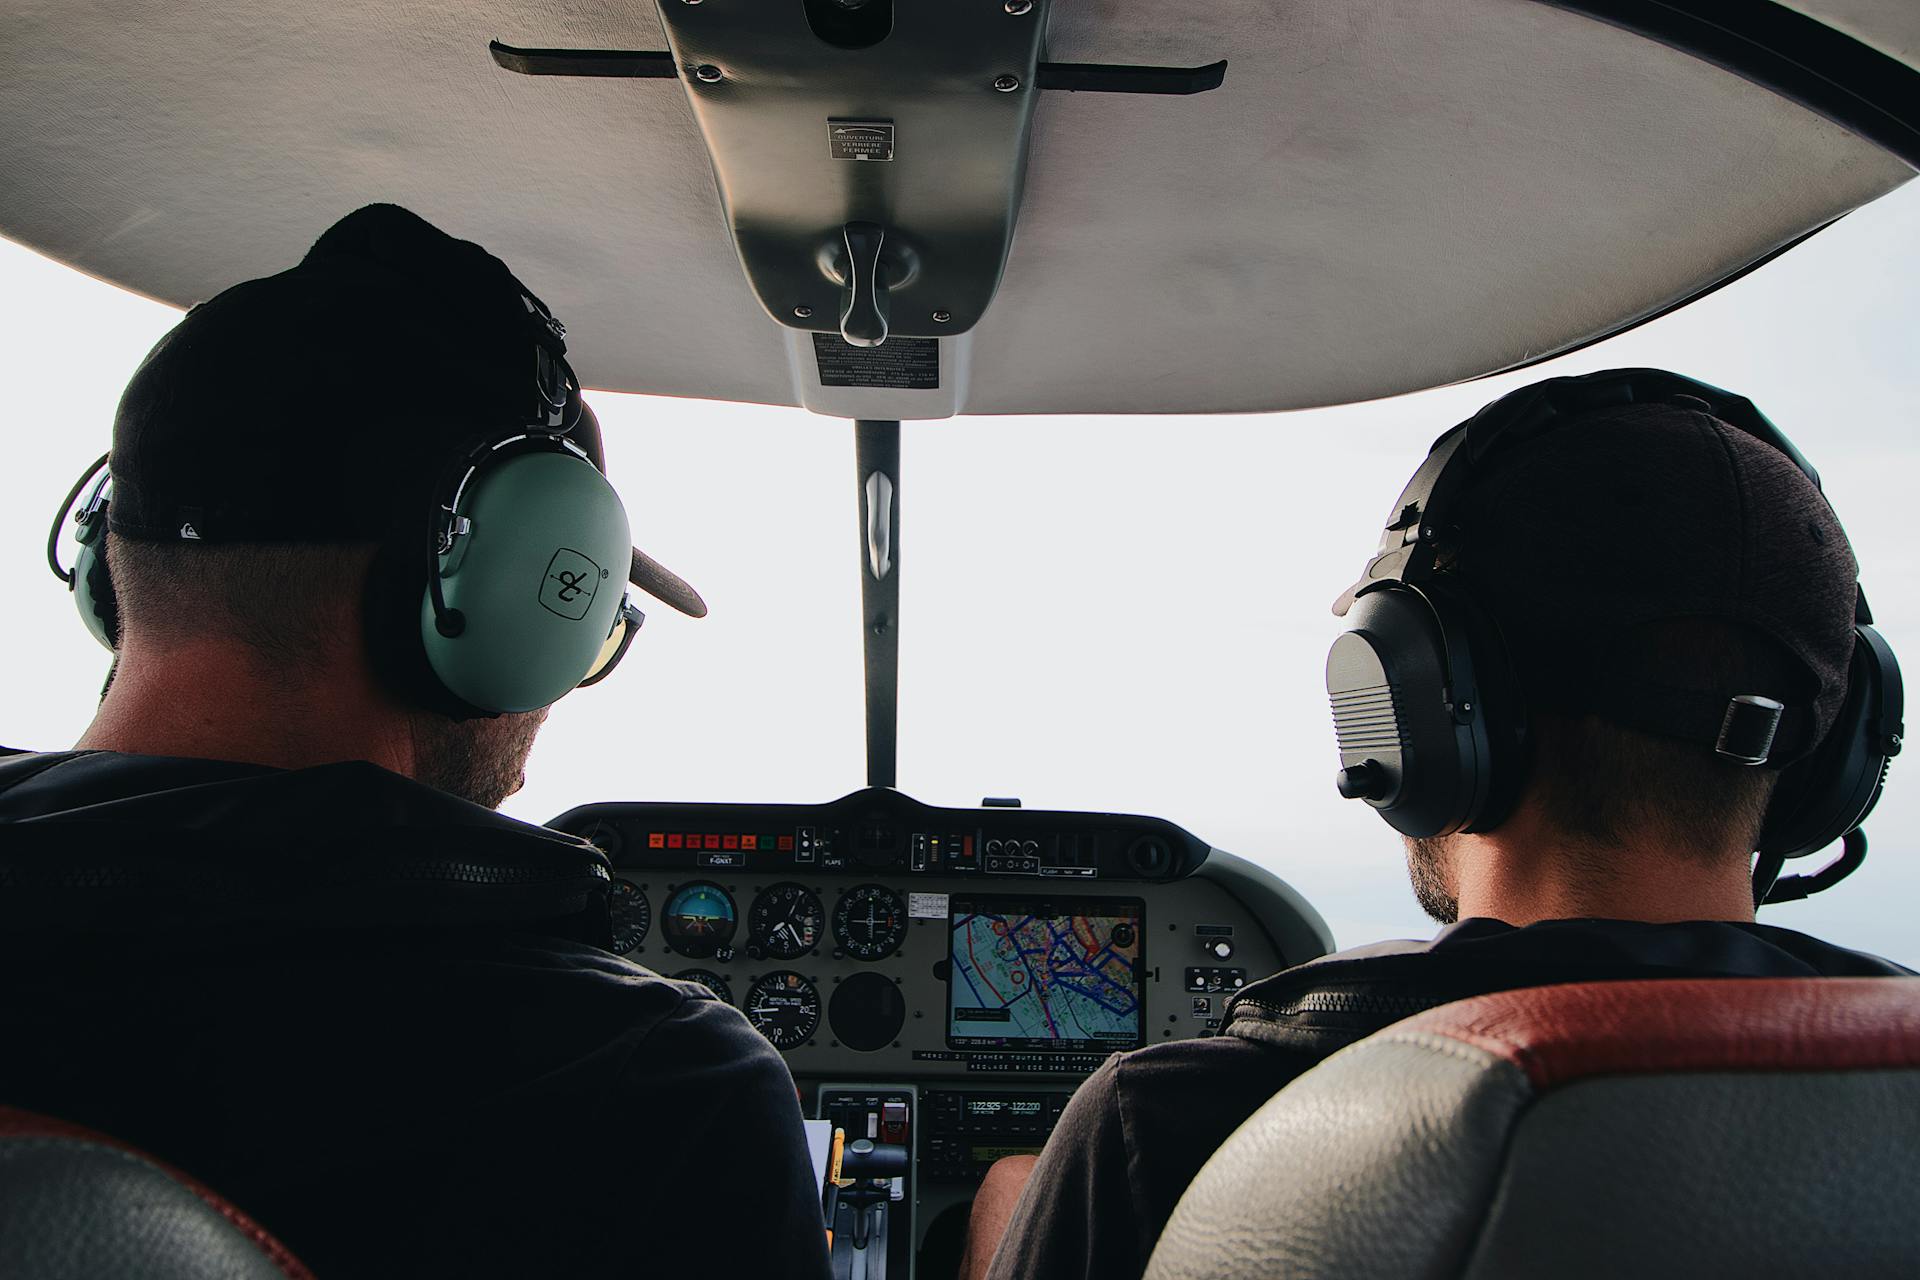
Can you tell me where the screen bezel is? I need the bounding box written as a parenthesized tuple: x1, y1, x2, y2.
(945, 894, 1148, 1052)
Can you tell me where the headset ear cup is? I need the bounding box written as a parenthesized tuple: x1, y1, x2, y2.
(363, 533, 483, 721)
(1432, 584, 1529, 833)
(72, 536, 120, 651)
(1329, 586, 1489, 838)
(1759, 625, 1903, 858)
(419, 450, 631, 714)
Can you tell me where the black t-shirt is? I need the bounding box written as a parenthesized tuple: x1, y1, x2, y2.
(0, 750, 832, 1280)
(984, 916, 1911, 1280)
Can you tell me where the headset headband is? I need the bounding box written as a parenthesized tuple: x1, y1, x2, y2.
(46, 453, 111, 588)
(1334, 369, 1868, 624)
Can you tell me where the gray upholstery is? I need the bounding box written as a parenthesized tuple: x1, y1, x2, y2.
(1145, 1024, 1920, 1280)
(0, 1, 1912, 419)
(1462, 1072, 1920, 1278)
(0, 1137, 295, 1280)
(1144, 1034, 1533, 1280)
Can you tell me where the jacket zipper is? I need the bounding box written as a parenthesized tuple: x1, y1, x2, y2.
(1233, 989, 1444, 1021)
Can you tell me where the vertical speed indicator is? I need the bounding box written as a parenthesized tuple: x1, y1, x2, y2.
(832, 884, 908, 961)
(744, 972, 821, 1050)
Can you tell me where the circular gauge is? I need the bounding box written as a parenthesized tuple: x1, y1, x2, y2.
(661, 882, 738, 958)
(608, 877, 651, 953)
(829, 971, 907, 1052)
(744, 972, 822, 1050)
(673, 969, 733, 1005)
(832, 884, 908, 961)
(749, 883, 825, 960)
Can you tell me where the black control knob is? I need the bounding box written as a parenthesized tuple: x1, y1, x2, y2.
(1336, 760, 1388, 801)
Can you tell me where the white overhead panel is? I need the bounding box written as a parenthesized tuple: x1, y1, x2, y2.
(1, 1, 1914, 420)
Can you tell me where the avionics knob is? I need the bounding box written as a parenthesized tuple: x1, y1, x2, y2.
(1208, 938, 1235, 961)
(1336, 760, 1388, 801)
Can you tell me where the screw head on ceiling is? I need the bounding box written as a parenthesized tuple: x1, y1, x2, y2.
(794, 305, 814, 319)
(931, 310, 952, 323)
(692, 63, 723, 83)
(992, 74, 1021, 93)
(1005, 0, 1034, 13)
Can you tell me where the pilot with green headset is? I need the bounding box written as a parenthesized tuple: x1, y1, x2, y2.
(1, 205, 833, 1280)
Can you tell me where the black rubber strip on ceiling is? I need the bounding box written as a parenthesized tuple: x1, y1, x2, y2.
(490, 41, 1227, 95)
(1034, 61, 1228, 95)
(489, 41, 678, 77)
(1539, 0, 1920, 169)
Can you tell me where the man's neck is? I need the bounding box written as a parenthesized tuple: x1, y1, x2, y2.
(77, 640, 418, 778)
(1452, 806, 1757, 926)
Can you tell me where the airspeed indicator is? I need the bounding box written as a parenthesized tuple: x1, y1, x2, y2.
(608, 878, 650, 953)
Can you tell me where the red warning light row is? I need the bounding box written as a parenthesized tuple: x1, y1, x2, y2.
(647, 832, 795, 853)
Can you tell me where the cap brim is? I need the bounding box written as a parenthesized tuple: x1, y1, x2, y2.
(630, 546, 707, 619)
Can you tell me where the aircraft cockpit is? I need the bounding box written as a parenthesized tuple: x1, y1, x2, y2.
(549, 786, 1330, 1271)
(4, 2, 1919, 1278)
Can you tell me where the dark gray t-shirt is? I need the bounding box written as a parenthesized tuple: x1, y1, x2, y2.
(985, 916, 1910, 1280)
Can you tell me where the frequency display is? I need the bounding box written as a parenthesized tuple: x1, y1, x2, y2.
(947, 896, 1145, 1051)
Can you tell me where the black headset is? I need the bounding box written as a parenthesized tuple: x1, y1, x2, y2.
(1326, 368, 1903, 904)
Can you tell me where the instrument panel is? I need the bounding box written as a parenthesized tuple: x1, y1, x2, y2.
(549, 787, 1333, 1080)
(549, 787, 1334, 1275)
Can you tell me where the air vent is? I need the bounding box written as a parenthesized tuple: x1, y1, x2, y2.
(1126, 836, 1174, 879)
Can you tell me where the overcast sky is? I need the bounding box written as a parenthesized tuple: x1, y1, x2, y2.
(4, 179, 1916, 965)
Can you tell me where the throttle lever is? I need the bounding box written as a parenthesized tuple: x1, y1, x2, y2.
(839, 221, 890, 348)
(839, 1137, 909, 1180)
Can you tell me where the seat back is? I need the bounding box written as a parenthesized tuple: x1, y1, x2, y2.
(0, 1108, 314, 1279)
(1145, 978, 1920, 1280)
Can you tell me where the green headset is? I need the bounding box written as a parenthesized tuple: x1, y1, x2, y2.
(48, 342, 643, 718)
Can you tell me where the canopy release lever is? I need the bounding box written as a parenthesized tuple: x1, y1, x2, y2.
(839, 221, 890, 348)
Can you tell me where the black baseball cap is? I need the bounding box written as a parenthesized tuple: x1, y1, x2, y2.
(105, 203, 706, 618)
(1446, 396, 1859, 762)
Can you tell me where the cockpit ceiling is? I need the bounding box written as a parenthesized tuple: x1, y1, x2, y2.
(1, 1, 1914, 420)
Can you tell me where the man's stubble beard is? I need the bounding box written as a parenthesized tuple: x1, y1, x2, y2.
(1404, 834, 1460, 925)
(411, 707, 550, 809)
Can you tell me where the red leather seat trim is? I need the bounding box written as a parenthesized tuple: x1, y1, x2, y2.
(1393, 978, 1920, 1090)
(0, 1107, 317, 1280)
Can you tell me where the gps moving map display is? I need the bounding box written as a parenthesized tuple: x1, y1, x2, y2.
(948, 896, 1146, 1051)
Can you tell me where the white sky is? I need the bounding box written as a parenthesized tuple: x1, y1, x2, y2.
(4, 180, 1917, 966)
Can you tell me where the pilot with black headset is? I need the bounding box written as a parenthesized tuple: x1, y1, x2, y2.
(966, 369, 1909, 1280)
(0, 205, 833, 1280)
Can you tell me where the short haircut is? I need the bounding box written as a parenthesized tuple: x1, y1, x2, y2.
(106, 535, 375, 669)
(1520, 619, 1801, 859)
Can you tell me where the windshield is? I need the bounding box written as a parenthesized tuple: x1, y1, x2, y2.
(4, 182, 1916, 966)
